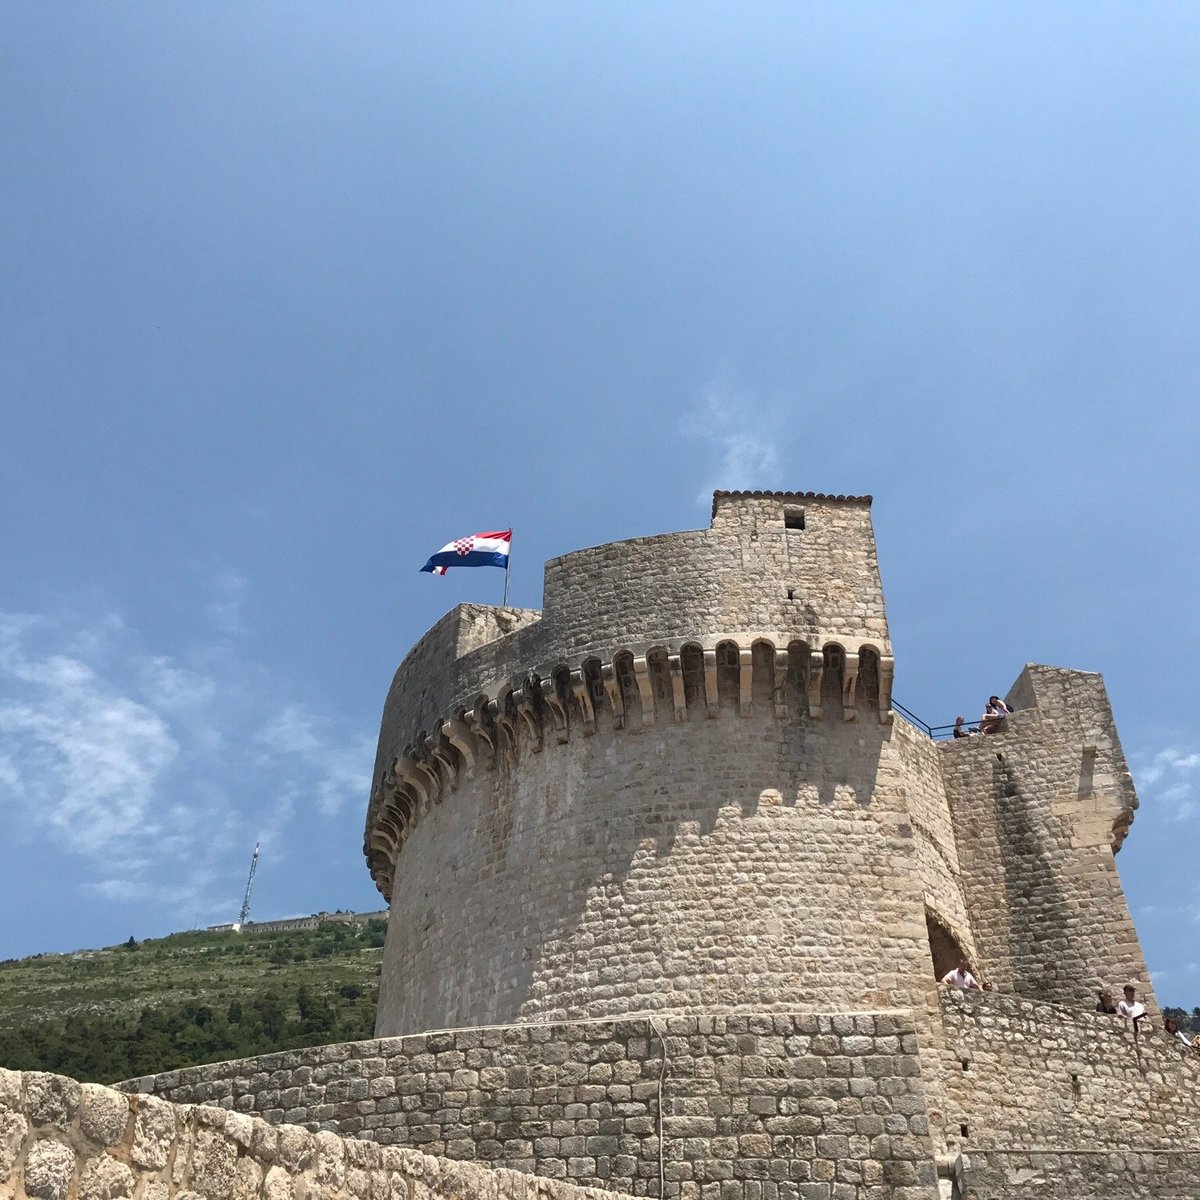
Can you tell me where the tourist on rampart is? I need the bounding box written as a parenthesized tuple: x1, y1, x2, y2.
(1164, 1016, 1192, 1048)
(979, 696, 1013, 734)
(1095, 989, 1118, 1014)
(952, 716, 975, 739)
(941, 957, 983, 991)
(1117, 983, 1146, 1030)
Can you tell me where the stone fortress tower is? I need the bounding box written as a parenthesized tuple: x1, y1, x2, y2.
(366, 490, 1149, 1035)
(116, 491, 1200, 1200)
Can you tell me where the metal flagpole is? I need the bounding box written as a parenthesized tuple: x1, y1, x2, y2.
(502, 530, 512, 606)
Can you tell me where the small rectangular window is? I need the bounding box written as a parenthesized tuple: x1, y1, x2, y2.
(784, 506, 805, 530)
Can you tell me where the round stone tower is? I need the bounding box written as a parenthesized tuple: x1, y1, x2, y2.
(365, 490, 1146, 1038)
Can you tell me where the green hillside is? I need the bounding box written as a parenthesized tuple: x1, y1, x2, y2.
(0, 920, 385, 1085)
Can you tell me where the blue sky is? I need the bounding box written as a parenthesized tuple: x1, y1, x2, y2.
(2, 5, 1197, 1006)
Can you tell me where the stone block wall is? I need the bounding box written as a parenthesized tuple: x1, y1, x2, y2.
(958, 1150, 1200, 1200)
(0, 1067, 624, 1200)
(376, 704, 946, 1033)
(120, 1013, 940, 1200)
(936, 990, 1200, 1152)
(939, 665, 1149, 1009)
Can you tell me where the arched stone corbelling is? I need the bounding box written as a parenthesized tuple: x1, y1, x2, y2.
(511, 681, 544, 753)
(365, 641, 900, 891)
(702, 647, 720, 718)
(630, 654, 655, 729)
(769, 645, 789, 719)
(424, 727, 460, 796)
(445, 713, 479, 777)
(463, 707, 495, 770)
(540, 671, 570, 744)
(571, 667, 597, 735)
(679, 642, 707, 719)
(877, 654, 896, 724)
(666, 652, 688, 723)
(644, 646, 672, 726)
(842, 652, 860, 722)
(599, 658, 626, 729)
(487, 686, 518, 766)
(807, 648, 825, 720)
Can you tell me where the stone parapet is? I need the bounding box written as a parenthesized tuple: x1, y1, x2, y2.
(118, 1011, 939, 1200)
(0, 1066, 623, 1200)
(959, 1150, 1200, 1199)
(936, 989, 1200, 1153)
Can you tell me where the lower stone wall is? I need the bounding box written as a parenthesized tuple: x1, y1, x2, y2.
(120, 1012, 940, 1200)
(937, 990, 1200, 1152)
(0, 1067, 621, 1200)
(960, 1150, 1200, 1199)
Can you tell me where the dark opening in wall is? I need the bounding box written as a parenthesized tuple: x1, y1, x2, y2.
(926, 910, 966, 980)
(680, 644, 706, 713)
(784, 506, 805, 530)
(716, 642, 740, 709)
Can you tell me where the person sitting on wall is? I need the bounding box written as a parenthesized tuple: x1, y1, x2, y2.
(952, 716, 976, 739)
(1117, 983, 1146, 1031)
(941, 957, 984, 991)
(979, 696, 1014, 734)
(1164, 1016, 1193, 1048)
(1095, 989, 1118, 1014)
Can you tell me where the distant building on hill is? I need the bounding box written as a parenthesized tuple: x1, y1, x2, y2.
(205, 908, 388, 935)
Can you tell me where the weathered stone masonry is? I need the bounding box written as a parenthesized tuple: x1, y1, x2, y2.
(0, 1066, 624, 1200)
(122, 1013, 938, 1199)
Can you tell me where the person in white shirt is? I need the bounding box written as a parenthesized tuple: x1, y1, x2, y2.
(1117, 983, 1146, 1029)
(941, 957, 983, 991)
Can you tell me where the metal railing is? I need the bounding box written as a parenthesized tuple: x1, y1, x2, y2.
(893, 700, 978, 741)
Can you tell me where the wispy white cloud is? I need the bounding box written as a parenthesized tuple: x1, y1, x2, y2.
(1133, 745, 1200, 823)
(257, 705, 374, 819)
(0, 573, 373, 928)
(681, 373, 785, 504)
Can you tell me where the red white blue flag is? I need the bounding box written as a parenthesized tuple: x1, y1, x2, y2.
(421, 529, 512, 576)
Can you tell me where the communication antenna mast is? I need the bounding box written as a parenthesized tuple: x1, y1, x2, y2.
(235, 842, 260, 931)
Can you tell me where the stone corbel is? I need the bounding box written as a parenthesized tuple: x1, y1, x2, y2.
(538, 677, 570, 744)
(512, 686, 544, 753)
(423, 729, 458, 795)
(842, 652, 859, 722)
(445, 713, 479, 776)
(702, 649, 720, 718)
(487, 695, 519, 765)
(465, 709, 497, 770)
(877, 655, 895, 724)
(395, 754, 437, 814)
(667, 654, 687, 723)
(632, 656, 656, 728)
(773, 650, 790, 719)
(807, 650, 825, 719)
(738, 649, 754, 717)
(601, 662, 625, 729)
(570, 669, 596, 736)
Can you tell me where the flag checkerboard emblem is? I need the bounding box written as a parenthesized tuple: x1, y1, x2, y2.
(454, 537, 474, 556)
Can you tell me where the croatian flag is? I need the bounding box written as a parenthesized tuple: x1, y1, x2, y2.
(421, 529, 512, 575)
